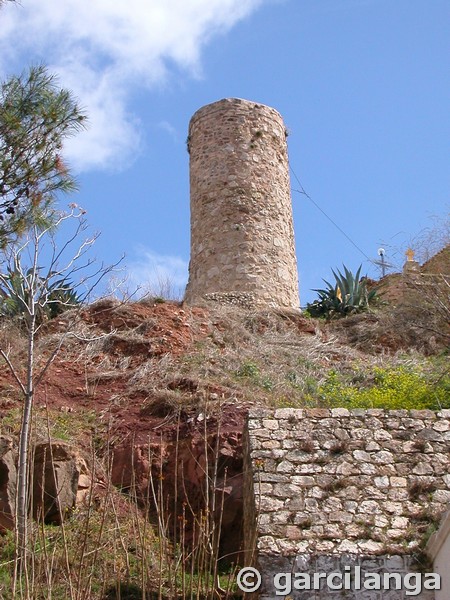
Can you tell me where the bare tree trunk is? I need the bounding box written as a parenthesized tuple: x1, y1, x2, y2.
(16, 330, 35, 561)
(14, 226, 39, 596)
(0, 209, 118, 596)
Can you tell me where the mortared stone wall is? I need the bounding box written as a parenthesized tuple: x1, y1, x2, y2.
(184, 98, 299, 309)
(243, 407, 450, 599)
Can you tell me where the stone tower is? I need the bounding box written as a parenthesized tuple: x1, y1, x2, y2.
(184, 98, 299, 309)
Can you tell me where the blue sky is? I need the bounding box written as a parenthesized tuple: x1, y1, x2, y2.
(1, 0, 448, 305)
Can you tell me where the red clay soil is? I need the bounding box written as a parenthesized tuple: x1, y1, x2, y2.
(2, 297, 442, 560)
(1, 300, 249, 556)
(3, 300, 311, 442)
(0, 299, 245, 444)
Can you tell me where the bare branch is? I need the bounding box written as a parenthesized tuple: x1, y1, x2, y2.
(34, 327, 113, 389)
(0, 348, 26, 394)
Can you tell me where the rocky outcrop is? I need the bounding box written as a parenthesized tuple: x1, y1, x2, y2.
(110, 411, 245, 562)
(0, 436, 16, 531)
(0, 437, 91, 529)
(32, 441, 91, 523)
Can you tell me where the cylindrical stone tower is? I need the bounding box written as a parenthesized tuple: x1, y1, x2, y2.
(184, 98, 299, 309)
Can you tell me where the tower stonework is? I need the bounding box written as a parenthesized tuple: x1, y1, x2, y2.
(184, 98, 299, 309)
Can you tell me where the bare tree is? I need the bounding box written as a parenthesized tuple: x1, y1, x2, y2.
(0, 205, 118, 595)
(379, 212, 449, 273)
(407, 213, 450, 265)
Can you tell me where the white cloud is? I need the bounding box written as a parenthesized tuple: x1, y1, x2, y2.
(0, 0, 266, 172)
(126, 248, 189, 300)
(157, 120, 180, 144)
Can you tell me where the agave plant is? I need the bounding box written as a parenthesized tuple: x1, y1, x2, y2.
(0, 255, 81, 325)
(306, 264, 378, 319)
(46, 278, 81, 318)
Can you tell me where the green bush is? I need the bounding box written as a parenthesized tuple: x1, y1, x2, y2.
(236, 361, 260, 378)
(236, 360, 275, 392)
(313, 366, 450, 410)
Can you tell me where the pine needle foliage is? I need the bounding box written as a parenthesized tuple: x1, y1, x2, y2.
(0, 65, 87, 243)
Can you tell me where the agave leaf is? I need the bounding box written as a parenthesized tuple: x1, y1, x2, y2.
(312, 287, 330, 296)
(342, 264, 354, 289)
(331, 268, 346, 303)
(0, 255, 82, 323)
(322, 278, 336, 290)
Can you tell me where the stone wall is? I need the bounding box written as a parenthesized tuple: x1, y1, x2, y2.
(422, 245, 450, 276)
(243, 408, 450, 599)
(255, 554, 436, 600)
(184, 98, 299, 310)
(378, 244, 449, 306)
(427, 508, 450, 600)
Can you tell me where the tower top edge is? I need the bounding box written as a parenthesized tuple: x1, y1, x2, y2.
(189, 98, 284, 126)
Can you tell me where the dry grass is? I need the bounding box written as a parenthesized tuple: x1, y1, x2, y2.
(44, 300, 447, 414)
(1, 296, 448, 598)
(0, 482, 162, 599)
(2, 299, 447, 421)
(0, 402, 243, 600)
(331, 293, 449, 356)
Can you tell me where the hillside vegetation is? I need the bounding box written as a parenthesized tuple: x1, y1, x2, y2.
(0, 294, 448, 599)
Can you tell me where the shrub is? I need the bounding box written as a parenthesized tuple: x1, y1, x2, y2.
(236, 360, 260, 378)
(314, 366, 450, 410)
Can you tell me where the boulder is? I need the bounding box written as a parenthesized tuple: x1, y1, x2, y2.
(32, 441, 90, 524)
(1, 436, 92, 529)
(0, 436, 16, 532)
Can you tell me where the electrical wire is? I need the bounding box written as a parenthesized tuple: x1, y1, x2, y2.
(289, 164, 375, 265)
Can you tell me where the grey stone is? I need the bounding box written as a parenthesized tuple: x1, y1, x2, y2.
(0, 436, 16, 531)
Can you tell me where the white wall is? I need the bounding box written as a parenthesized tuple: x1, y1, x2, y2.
(427, 508, 450, 600)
